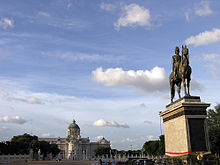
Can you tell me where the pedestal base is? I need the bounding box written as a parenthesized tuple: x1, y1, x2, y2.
(160, 96, 210, 155)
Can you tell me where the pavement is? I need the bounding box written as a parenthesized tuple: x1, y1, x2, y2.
(27, 160, 97, 165)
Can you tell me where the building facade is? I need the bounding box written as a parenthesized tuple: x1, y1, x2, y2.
(39, 119, 110, 160)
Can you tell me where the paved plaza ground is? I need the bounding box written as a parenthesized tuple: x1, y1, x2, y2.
(27, 160, 97, 165)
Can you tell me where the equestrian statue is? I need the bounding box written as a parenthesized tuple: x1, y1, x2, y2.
(169, 45, 192, 103)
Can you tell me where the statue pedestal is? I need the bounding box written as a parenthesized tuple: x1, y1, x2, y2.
(160, 96, 211, 156)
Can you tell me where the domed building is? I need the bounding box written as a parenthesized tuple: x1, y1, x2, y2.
(39, 119, 110, 160)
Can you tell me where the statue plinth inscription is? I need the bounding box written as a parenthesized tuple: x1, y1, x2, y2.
(160, 96, 210, 154)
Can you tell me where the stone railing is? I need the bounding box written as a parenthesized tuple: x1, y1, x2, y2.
(0, 154, 30, 164)
(96, 154, 161, 162)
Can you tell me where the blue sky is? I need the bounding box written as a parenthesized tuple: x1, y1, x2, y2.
(0, 0, 220, 150)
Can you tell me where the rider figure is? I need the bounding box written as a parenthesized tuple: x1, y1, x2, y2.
(172, 47, 181, 80)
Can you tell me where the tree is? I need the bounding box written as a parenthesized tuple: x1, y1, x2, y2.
(143, 140, 159, 156)
(142, 135, 165, 157)
(38, 141, 51, 158)
(94, 146, 111, 157)
(207, 104, 220, 157)
(158, 135, 165, 156)
(49, 143, 60, 158)
(10, 133, 38, 154)
(0, 142, 8, 154)
(0, 133, 60, 158)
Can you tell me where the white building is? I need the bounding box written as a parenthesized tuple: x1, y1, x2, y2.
(39, 119, 110, 160)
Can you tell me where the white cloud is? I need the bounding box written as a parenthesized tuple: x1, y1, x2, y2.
(38, 12, 50, 17)
(203, 54, 220, 79)
(0, 126, 9, 133)
(41, 133, 53, 137)
(185, 9, 192, 22)
(185, 28, 220, 46)
(203, 54, 220, 64)
(122, 137, 136, 143)
(7, 96, 44, 104)
(92, 67, 167, 92)
(0, 18, 14, 29)
(0, 116, 27, 124)
(41, 51, 118, 63)
(67, 3, 72, 9)
(93, 135, 104, 141)
(47, 18, 90, 30)
(114, 3, 151, 30)
(146, 135, 157, 141)
(100, 2, 115, 11)
(194, 0, 213, 16)
(93, 119, 129, 128)
(191, 77, 205, 91)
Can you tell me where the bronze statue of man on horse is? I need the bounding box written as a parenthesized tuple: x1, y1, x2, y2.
(169, 45, 192, 103)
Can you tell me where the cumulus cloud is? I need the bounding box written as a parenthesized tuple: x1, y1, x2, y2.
(0, 18, 14, 29)
(100, 2, 115, 11)
(194, 0, 213, 16)
(185, 28, 220, 46)
(93, 119, 129, 128)
(0, 116, 27, 124)
(92, 67, 167, 92)
(114, 3, 151, 30)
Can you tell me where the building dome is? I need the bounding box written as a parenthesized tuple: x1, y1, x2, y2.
(67, 119, 81, 139)
(68, 120, 80, 130)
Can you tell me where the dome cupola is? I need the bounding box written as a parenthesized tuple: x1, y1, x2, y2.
(67, 119, 80, 139)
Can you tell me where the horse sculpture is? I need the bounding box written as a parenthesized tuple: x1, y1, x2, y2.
(169, 45, 192, 103)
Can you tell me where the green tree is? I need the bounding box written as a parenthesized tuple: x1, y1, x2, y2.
(207, 104, 220, 157)
(38, 141, 51, 158)
(11, 133, 38, 154)
(0, 142, 8, 154)
(0, 133, 60, 158)
(94, 146, 111, 157)
(158, 135, 165, 156)
(143, 140, 159, 156)
(49, 143, 60, 158)
(142, 135, 165, 157)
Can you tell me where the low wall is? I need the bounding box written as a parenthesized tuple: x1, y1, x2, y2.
(0, 155, 30, 164)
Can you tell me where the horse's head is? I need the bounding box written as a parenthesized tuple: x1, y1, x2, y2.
(182, 45, 188, 56)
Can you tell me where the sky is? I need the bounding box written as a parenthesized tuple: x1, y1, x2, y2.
(0, 0, 220, 150)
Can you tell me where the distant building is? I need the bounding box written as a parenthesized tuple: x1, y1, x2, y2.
(39, 119, 110, 160)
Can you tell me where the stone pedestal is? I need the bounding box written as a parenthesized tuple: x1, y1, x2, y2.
(160, 96, 210, 155)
